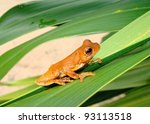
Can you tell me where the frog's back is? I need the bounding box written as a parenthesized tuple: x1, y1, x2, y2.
(36, 63, 61, 83)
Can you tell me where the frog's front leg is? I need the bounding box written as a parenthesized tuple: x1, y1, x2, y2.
(89, 58, 102, 65)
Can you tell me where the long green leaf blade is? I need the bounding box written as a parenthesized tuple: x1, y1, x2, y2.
(102, 61, 150, 91)
(95, 11, 150, 59)
(1, 59, 149, 103)
(102, 86, 150, 107)
(1, 0, 150, 44)
(0, 85, 39, 104)
(0, 57, 150, 103)
(0, 8, 149, 106)
(2, 48, 149, 106)
(0, 10, 150, 80)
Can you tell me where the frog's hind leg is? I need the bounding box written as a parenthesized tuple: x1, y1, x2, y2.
(53, 77, 73, 86)
(36, 70, 59, 84)
(36, 77, 73, 86)
(36, 79, 54, 86)
(64, 68, 95, 82)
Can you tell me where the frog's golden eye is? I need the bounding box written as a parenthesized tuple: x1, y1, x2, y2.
(85, 47, 93, 55)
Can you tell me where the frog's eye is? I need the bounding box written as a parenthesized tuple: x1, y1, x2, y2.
(85, 47, 93, 55)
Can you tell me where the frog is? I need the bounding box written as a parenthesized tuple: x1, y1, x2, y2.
(36, 39, 101, 86)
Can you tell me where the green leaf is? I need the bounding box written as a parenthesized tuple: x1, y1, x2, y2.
(95, 12, 150, 59)
(102, 86, 150, 107)
(0, 77, 39, 103)
(0, 9, 150, 80)
(0, 85, 39, 104)
(1, 47, 149, 107)
(5, 76, 38, 86)
(1, 0, 150, 44)
(102, 59, 150, 91)
(1, 58, 149, 103)
(82, 89, 129, 107)
(0, 0, 107, 44)
(1, 10, 150, 106)
(1, 3, 150, 107)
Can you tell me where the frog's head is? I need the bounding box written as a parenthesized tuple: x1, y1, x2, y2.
(80, 39, 100, 62)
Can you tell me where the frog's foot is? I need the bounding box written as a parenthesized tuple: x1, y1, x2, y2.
(36, 77, 73, 86)
(60, 77, 74, 83)
(89, 58, 102, 64)
(63, 76, 73, 80)
(79, 72, 95, 82)
(96, 58, 102, 63)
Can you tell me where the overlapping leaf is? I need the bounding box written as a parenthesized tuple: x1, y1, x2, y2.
(0, 9, 150, 79)
(1, 48, 149, 107)
(1, 11, 150, 106)
(101, 86, 150, 107)
(0, 58, 149, 104)
(1, 0, 150, 44)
